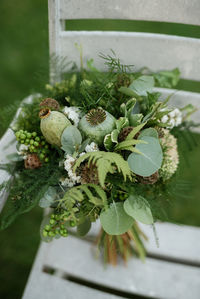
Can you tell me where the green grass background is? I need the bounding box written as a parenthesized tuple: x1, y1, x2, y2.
(0, 1, 200, 298)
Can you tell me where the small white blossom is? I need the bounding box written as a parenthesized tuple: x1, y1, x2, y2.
(161, 108, 182, 129)
(62, 106, 82, 126)
(17, 144, 29, 158)
(79, 151, 86, 157)
(60, 177, 74, 188)
(63, 154, 81, 187)
(85, 142, 99, 153)
(64, 154, 75, 172)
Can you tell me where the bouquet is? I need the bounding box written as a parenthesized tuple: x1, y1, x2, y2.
(0, 54, 197, 265)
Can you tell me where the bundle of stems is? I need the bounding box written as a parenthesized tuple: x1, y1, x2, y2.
(95, 222, 148, 265)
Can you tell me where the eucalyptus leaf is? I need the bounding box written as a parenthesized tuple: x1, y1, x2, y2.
(124, 195, 154, 224)
(78, 138, 90, 153)
(77, 218, 91, 237)
(139, 128, 158, 139)
(39, 186, 57, 208)
(61, 125, 82, 154)
(131, 100, 141, 114)
(129, 76, 155, 96)
(127, 136, 163, 176)
(6, 153, 23, 162)
(100, 202, 133, 235)
(119, 86, 138, 97)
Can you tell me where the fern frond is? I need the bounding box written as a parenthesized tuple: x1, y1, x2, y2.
(60, 183, 108, 209)
(126, 122, 146, 140)
(74, 151, 132, 187)
(114, 139, 146, 151)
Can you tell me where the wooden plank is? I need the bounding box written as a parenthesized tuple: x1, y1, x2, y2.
(59, 0, 200, 26)
(58, 31, 200, 81)
(48, 0, 64, 82)
(23, 269, 118, 299)
(25, 235, 200, 299)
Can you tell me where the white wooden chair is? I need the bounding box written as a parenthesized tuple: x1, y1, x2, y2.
(1, 1, 200, 298)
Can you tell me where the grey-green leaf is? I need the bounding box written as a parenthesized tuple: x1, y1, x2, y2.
(127, 136, 163, 176)
(61, 125, 82, 154)
(39, 186, 57, 208)
(139, 128, 158, 139)
(100, 202, 133, 235)
(124, 195, 154, 224)
(129, 76, 155, 96)
(77, 218, 91, 237)
(6, 153, 23, 162)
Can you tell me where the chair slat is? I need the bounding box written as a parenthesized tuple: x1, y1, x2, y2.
(23, 271, 118, 299)
(57, 32, 200, 81)
(58, 0, 200, 26)
(24, 235, 200, 299)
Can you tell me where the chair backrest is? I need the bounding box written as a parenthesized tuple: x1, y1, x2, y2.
(48, 0, 200, 82)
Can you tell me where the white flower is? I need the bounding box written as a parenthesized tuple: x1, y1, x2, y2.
(85, 142, 99, 153)
(79, 151, 86, 157)
(17, 144, 29, 157)
(60, 177, 74, 188)
(62, 106, 82, 126)
(63, 154, 81, 186)
(161, 115, 168, 123)
(64, 155, 75, 172)
(161, 108, 182, 129)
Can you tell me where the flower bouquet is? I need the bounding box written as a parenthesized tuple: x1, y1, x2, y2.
(0, 54, 197, 265)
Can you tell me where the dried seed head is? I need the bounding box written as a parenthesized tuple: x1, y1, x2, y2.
(86, 109, 106, 126)
(39, 98, 60, 110)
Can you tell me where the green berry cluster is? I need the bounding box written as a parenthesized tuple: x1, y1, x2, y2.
(15, 130, 50, 162)
(42, 213, 77, 238)
(113, 191, 128, 201)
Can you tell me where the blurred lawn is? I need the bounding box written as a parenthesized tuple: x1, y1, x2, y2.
(0, 1, 200, 298)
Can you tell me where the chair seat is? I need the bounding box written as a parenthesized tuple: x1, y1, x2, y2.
(22, 222, 200, 299)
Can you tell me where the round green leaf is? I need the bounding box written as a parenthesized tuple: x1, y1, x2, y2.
(77, 218, 91, 237)
(39, 186, 57, 208)
(100, 202, 133, 235)
(139, 128, 158, 139)
(129, 75, 154, 96)
(127, 136, 163, 176)
(61, 125, 82, 154)
(124, 195, 154, 224)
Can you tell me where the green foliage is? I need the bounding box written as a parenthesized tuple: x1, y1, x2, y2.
(99, 51, 134, 73)
(39, 186, 58, 208)
(128, 136, 163, 176)
(60, 183, 108, 210)
(61, 125, 82, 154)
(74, 151, 132, 187)
(12, 97, 42, 134)
(124, 194, 154, 225)
(139, 128, 158, 139)
(77, 217, 91, 237)
(0, 155, 62, 230)
(100, 202, 133, 235)
(119, 75, 154, 97)
(153, 68, 180, 88)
